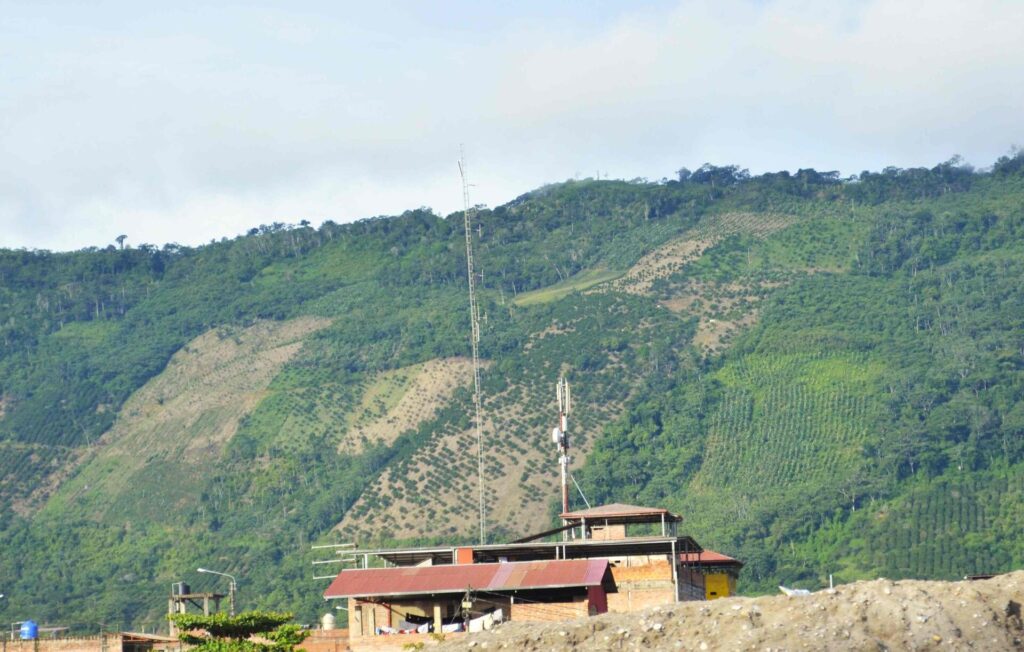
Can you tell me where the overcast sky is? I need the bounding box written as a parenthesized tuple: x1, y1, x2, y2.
(2, 0, 1023, 251)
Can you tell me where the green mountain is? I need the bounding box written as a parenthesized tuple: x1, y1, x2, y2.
(1, 154, 1022, 631)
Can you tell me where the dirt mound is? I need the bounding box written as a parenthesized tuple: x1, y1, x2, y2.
(438, 572, 1023, 651)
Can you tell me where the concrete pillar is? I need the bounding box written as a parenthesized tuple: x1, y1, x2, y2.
(671, 539, 679, 603)
(433, 605, 442, 633)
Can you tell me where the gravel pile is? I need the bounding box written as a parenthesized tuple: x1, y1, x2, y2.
(437, 571, 1023, 651)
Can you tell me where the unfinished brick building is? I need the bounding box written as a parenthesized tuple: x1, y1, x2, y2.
(322, 503, 743, 651)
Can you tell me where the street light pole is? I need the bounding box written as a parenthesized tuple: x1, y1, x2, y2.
(197, 568, 237, 616)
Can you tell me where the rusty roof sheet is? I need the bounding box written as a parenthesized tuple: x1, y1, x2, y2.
(323, 559, 609, 600)
(680, 550, 743, 566)
(560, 502, 682, 522)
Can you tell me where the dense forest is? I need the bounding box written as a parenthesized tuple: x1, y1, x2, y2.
(0, 152, 1022, 631)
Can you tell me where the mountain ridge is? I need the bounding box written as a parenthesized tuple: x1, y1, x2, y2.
(0, 154, 1022, 630)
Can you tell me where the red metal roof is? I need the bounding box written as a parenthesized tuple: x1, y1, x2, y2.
(679, 550, 743, 566)
(323, 559, 609, 599)
(560, 503, 682, 522)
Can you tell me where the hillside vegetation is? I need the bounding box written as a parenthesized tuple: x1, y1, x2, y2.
(0, 154, 1022, 630)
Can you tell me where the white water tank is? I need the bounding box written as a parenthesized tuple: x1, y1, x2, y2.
(321, 612, 336, 630)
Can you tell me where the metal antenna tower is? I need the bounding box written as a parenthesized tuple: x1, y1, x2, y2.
(552, 376, 571, 538)
(459, 148, 486, 545)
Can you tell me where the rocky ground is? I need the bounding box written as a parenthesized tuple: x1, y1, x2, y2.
(438, 571, 1023, 651)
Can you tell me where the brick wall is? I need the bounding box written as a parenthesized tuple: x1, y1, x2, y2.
(509, 600, 589, 623)
(348, 631, 465, 652)
(349, 601, 394, 638)
(3, 638, 108, 652)
(588, 524, 626, 541)
(608, 558, 676, 612)
(606, 588, 675, 613)
(300, 629, 350, 652)
(1, 636, 181, 652)
(610, 560, 673, 584)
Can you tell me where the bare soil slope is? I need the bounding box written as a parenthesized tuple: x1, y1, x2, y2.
(439, 572, 1024, 651)
(339, 357, 479, 453)
(615, 212, 794, 295)
(615, 212, 794, 353)
(37, 317, 330, 520)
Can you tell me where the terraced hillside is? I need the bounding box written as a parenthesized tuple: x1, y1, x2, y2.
(577, 161, 1024, 591)
(693, 352, 884, 496)
(0, 157, 1022, 632)
(337, 291, 675, 540)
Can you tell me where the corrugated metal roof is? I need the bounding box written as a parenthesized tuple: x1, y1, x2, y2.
(323, 559, 609, 599)
(680, 550, 743, 566)
(560, 503, 682, 522)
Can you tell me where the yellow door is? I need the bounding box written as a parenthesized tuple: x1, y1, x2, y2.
(705, 573, 731, 600)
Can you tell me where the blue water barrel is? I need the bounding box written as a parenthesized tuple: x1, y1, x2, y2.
(20, 621, 38, 640)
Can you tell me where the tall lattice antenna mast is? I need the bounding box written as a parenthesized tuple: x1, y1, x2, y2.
(552, 376, 571, 538)
(459, 147, 486, 545)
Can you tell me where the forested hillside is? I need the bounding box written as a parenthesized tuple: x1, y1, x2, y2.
(1, 153, 1022, 631)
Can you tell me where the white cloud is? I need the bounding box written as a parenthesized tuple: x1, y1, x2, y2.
(1, 0, 1022, 250)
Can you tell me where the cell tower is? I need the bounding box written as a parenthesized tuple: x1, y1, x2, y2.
(459, 149, 487, 545)
(551, 376, 572, 535)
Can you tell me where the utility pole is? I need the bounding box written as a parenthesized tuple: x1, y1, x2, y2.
(459, 148, 487, 546)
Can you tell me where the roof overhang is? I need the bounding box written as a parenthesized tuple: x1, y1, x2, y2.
(679, 551, 744, 567)
(472, 536, 700, 563)
(341, 536, 701, 568)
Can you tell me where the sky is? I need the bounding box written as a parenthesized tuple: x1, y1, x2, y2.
(2, 0, 1023, 251)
